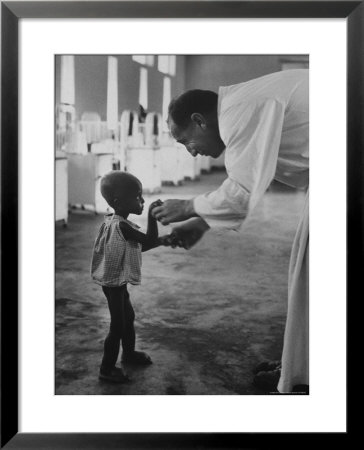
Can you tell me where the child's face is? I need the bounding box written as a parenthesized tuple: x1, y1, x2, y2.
(124, 182, 144, 215)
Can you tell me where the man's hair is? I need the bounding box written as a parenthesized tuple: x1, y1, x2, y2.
(168, 89, 218, 129)
(100, 171, 140, 207)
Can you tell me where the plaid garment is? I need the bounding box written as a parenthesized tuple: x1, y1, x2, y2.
(91, 214, 142, 287)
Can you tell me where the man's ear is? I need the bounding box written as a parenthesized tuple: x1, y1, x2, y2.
(190, 113, 207, 130)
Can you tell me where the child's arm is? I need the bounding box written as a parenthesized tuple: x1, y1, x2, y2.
(119, 200, 165, 252)
(145, 200, 161, 245)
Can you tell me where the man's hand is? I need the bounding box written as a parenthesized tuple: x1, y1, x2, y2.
(170, 218, 210, 249)
(151, 199, 196, 225)
(158, 234, 184, 248)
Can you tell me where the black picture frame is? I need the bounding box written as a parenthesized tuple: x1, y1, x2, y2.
(1, 1, 361, 448)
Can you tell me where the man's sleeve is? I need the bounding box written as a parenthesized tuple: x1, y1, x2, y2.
(193, 98, 285, 230)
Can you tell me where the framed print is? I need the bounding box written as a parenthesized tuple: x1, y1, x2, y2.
(1, 1, 362, 448)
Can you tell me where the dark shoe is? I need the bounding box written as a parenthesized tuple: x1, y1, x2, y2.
(292, 384, 309, 394)
(253, 369, 281, 392)
(253, 359, 281, 375)
(122, 351, 152, 365)
(99, 366, 130, 383)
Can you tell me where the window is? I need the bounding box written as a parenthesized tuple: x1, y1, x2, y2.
(162, 77, 171, 131)
(168, 55, 176, 76)
(107, 56, 118, 131)
(60, 55, 75, 105)
(158, 55, 176, 76)
(158, 56, 169, 74)
(132, 55, 154, 66)
(139, 67, 148, 110)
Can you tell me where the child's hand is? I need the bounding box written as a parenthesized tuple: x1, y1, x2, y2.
(149, 199, 163, 216)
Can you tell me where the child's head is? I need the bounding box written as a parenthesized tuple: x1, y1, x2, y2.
(100, 171, 144, 215)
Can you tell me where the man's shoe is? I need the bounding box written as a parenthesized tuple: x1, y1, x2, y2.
(253, 360, 281, 375)
(292, 384, 309, 394)
(253, 369, 281, 392)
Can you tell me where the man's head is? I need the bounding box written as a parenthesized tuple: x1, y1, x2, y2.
(100, 171, 144, 215)
(168, 89, 225, 158)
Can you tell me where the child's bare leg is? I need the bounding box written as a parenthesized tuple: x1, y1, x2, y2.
(121, 288, 152, 365)
(99, 286, 129, 383)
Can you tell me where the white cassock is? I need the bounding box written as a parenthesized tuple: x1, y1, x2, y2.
(193, 69, 309, 393)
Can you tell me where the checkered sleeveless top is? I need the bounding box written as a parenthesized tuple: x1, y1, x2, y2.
(91, 214, 142, 287)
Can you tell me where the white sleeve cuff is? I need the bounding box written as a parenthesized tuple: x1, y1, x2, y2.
(193, 195, 247, 230)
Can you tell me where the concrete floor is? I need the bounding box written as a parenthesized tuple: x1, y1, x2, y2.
(55, 171, 305, 395)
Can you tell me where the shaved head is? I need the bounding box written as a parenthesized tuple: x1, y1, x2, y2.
(100, 171, 141, 207)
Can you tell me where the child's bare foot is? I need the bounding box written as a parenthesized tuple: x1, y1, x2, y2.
(99, 366, 130, 383)
(122, 351, 152, 365)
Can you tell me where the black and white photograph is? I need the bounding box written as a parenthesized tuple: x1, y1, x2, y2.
(2, 0, 358, 444)
(55, 54, 309, 396)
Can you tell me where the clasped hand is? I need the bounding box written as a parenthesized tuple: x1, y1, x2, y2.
(161, 223, 209, 250)
(151, 199, 193, 225)
(151, 200, 208, 249)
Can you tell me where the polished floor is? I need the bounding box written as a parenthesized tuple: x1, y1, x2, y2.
(55, 171, 306, 395)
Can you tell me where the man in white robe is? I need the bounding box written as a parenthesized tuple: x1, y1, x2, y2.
(152, 69, 309, 393)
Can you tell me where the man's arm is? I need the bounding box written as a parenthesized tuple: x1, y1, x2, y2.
(192, 98, 285, 228)
(154, 99, 286, 231)
(151, 198, 197, 225)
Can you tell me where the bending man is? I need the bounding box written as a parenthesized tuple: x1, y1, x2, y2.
(152, 69, 309, 393)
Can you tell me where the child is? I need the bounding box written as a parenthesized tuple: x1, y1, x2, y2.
(91, 171, 174, 383)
